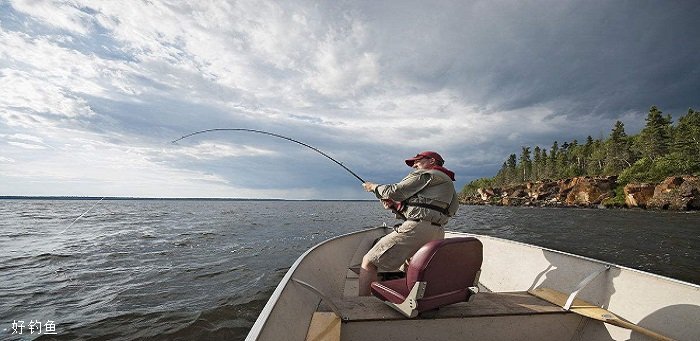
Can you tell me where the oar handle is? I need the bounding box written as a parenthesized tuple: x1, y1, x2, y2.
(608, 319, 677, 341)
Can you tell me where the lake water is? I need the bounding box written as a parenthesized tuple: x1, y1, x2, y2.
(1, 200, 698, 340)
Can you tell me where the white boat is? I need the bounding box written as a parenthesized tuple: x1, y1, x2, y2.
(246, 226, 700, 341)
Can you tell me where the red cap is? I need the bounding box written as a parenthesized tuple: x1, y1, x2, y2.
(405, 151, 444, 167)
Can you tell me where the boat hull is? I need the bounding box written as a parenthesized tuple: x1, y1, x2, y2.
(247, 227, 700, 341)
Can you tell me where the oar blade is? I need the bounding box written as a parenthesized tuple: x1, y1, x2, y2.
(528, 287, 677, 341)
(528, 287, 614, 321)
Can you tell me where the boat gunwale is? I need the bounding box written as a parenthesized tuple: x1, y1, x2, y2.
(449, 231, 700, 288)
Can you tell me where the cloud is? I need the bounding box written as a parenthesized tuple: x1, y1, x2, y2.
(7, 133, 44, 142)
(166, 141, 276, 160)
(0, 30, 134, 98)
(0, 69, 96, 120)
(1, 0, 698, 198)
(7, 141, 45, 149)
(10, 0, 95, 35)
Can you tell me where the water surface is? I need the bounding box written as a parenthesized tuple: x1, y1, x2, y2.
(1, 200, 697, 340)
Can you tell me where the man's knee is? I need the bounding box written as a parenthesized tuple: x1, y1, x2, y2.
(362, 254, 377, 269)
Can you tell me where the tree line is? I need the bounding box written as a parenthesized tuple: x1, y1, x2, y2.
(462, 106, 700, 195)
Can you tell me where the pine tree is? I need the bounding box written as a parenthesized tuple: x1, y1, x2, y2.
(519, 146, 532, 181)
(506, 154, 517, 184)
(635, 106, 673, 161)
(533, 146, 542, 180)
(671, 108, 700, 173)
(583, 136, 594, 173)
(587, 139, 606, 175)
(541, 149, 548, 179)
(568, 140, 584, 176)
(549, 141, 559, 178)
(605, 121, 633, 174)
(556, 142, 570, 178)
(494, 162, 509, 186)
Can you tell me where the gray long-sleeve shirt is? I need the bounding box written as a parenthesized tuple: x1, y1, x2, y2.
(374, 169, 459, 225)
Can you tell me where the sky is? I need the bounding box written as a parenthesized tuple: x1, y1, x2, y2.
(1, 0, 698, 199)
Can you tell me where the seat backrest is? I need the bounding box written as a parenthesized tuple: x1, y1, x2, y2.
(406, 237, 483, 297)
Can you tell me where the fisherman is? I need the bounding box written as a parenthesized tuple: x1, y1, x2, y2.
(359, 151, 459, 296)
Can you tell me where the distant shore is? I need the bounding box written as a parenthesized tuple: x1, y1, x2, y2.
(460, 175, 700, 211)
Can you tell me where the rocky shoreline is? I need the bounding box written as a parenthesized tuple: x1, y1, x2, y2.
(460, 175, 700, 211)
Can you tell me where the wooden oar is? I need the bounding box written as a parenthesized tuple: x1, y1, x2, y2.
(528, 287, 677, 341)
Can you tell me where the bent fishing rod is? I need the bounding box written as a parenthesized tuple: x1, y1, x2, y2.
(171, 128, 366, 183)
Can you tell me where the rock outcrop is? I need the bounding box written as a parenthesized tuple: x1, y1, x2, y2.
(477, 187, 496, 201)
(624, 183, 655, 208)
(461, 175, 700, 211)
(646, 176, 700, 210)
(528, 180, 559, 201)
(564, 176, 616, 206)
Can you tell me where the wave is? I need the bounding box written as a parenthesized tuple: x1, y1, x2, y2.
(33, 289, 274, 341)
(193, 265, 246, 280)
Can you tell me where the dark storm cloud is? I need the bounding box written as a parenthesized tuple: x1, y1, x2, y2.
(360, 1, 699, 117)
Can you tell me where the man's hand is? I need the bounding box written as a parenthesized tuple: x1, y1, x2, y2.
(381, 199, 395, 210)
(363, 182, 377, 192)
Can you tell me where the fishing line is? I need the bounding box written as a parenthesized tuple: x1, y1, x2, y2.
(171, 128, 366, 183)
(24, 138, 109, 235)
(57, 197, 105, 234)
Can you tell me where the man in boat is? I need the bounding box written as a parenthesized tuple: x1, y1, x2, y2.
(359, 151, 459, 295)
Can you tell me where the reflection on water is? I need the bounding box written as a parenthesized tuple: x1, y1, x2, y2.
(0, 200, 697, 340)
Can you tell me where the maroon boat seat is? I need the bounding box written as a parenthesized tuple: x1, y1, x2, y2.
(370, 237, 483, 318)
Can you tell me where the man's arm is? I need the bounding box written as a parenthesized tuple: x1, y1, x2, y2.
(447, 189, 459, 217)
(373, 171, 431, 202)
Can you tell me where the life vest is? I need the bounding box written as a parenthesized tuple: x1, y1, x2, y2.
(392, 200, 449, 216)
(390, 168, 454, 219)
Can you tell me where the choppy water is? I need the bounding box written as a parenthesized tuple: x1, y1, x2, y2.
(1, 200, 698, 340)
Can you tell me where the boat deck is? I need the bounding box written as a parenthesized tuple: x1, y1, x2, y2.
(320, 291, 568, 321)
(306, 267, 583, 341)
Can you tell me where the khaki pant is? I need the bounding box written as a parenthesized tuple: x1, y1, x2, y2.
(365, 220, 445, 272)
